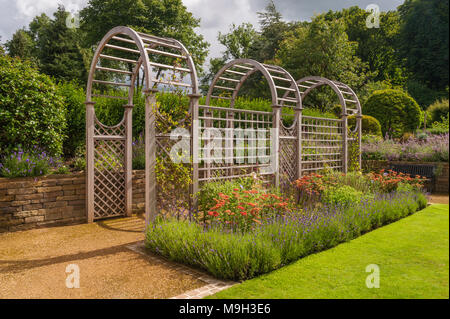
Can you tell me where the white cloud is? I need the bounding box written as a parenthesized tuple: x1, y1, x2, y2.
(183, 0, 260, 61)
(0, 0, 87, 42)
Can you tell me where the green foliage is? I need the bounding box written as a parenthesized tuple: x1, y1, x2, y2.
(0, 148, 64, 177)
(406, 79, 449, 110)
(363, 89, 422, 137)
(427, 99, 449, 124)
(145, 219, 281, 280)
(0, 55, 66, 156)
(322, 185, 373, 207)
(218, 23, 258, 60)
(428, 113, 449, 135)
(398, 0, 449, 91)
(56, 82, 86, 157)
(361, 134, 383, 144)
(321, 7, 406, 86)
(5, 29, 36, 62)
(348, 115, 382, 137)
(6, 7, 88, 84)
(80, 0, 209, 73)
(277, 16, 374, 112)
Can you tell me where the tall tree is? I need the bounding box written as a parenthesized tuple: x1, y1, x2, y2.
(5, 8, 88, 83)
(80, 0, 209, 72)
(398, 0, 449, 91)
(35, 7, 88, 83)
(321, 7, 405, 86)
(277, 16, 374, 111)
(5, 29, 36, 62)
(218, 23, 258, 60)
(250, 0, 296, 63)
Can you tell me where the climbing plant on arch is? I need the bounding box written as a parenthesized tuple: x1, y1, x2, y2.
(85, 27, 362, 225)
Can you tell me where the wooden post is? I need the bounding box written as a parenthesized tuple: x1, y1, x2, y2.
(356, 114, 362, 170)
(124, 104, 133, 217)
(85, 101, 95, 223)
(189, 93, 201, 215)
(272, 104, 281, 188)
(145, 89, 158, 227)
(342, 111, 349, 173)
(295, 108, 302, 179)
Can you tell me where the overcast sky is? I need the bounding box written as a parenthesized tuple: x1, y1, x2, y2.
(0, 0, 404, 60)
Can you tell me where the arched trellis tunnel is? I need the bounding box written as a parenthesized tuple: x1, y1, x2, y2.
(85, 27, 361, 225)
(85, 26, 200, 224)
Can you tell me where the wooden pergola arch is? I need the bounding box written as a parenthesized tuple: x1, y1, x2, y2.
(85, 26, 200, 223)
(206, 58, 302, 110)
(85, 28, 362, 224)
(287, 76, 363, 170)
(291, 76, 362, 120)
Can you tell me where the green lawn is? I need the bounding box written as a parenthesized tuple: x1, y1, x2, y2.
(208, 204, 449, 299)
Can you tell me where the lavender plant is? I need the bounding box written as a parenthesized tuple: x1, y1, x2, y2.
(362, 133, 449, 162)
(145, 190, 427, 280)
(0, 147, 66, 177)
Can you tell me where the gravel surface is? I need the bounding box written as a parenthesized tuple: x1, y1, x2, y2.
(0, 215, 204, 299)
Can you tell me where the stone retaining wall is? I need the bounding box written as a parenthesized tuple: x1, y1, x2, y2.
(362, 161, 449, 193)
(0, 171, 146, 233)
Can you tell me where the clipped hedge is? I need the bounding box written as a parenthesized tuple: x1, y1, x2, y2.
(348, 114, 382, 137)
(0, 55, 67, 155)
(57, 82, 86, 157)
(363, 89, 422, 138)
(427, 99, 449, 125)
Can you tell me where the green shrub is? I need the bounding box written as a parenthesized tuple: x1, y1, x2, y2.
(428, 113, 449, 135)
(348, 115, 382, 136)
(322, 185, 373, 207)
(427, 99, 449, 125)
(361, 134, 383, 144)
(363, 89, 422, 138)
(57, 82, 86, 157)
(0, 55, 66, 155)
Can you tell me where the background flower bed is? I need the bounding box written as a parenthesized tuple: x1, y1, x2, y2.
(362, 133, 449, 162)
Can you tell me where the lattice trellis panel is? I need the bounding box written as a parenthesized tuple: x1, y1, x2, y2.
(197, 105, 273, 184)
(301, 116, 343, 174)
(93, 120, 126, 220)
(155, 110, 192, 220)
(279, 121, 298, 189)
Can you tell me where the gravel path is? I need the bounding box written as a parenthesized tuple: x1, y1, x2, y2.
(430, 193, 449, 205)
(0, 215, 205, 298)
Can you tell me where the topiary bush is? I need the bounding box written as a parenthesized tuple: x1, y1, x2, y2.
(426, 98, 449, 125)
(0, 55, 66, 155)
(348, 114, 382, 137)
(362, 89, 422, 138)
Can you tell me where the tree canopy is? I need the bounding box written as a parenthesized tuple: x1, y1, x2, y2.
(80, 0, 209, 73)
